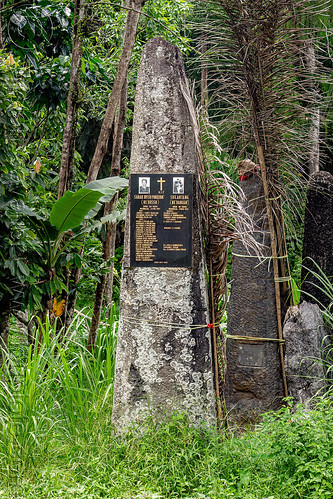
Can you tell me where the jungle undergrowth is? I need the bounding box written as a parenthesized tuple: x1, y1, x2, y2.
(1, 306, 333, 499)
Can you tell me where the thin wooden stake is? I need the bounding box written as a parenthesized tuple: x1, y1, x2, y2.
(209, 256, 223, 424)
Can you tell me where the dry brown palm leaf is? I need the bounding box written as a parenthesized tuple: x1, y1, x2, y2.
(181, 76, 265, 420)
(188, 0, 330, 402)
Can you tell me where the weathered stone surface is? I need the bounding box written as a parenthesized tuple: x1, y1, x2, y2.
(284, 301, 327, 405)
(224, 168, 284, 423)
(301, 171, 333, 309)
(112, 38, 216, 431)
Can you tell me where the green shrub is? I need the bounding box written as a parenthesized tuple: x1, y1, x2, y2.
(1, 310, 333, 498)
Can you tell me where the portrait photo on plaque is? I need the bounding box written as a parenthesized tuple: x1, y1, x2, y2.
(138, 177, 150, 193)
(173, 177, 184, 194)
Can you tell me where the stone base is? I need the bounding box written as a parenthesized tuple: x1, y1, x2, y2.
(284, 301, 327, 406)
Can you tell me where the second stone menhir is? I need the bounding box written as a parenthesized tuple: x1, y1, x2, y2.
(224, 161, 284, 424)
(112, 37, 216, 432)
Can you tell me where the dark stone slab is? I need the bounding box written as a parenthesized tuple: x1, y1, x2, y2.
(301, 171, 333, 310)
(224, 167, 284, 424)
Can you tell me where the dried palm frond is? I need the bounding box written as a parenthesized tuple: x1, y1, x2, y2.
(181, 77, 265, 421)
(191, 0, 330, 243)
(188, 0, 331, 402)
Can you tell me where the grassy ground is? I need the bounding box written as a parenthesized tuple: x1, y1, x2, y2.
(0, 311, 332, 498)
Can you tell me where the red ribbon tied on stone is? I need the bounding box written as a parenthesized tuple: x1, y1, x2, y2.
(238, 159, 261, 181)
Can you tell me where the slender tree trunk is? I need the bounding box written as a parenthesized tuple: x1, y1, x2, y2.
(87, 78, 128, 349)
(105, 78, 128, 306)
(86, 236, 110, 353)
(86, 0, 146, 183)
(87, 197, 117, 352)
(0, 2, 3, 50)
(54, 0, 85, 331)
(200, 26, 208, 115)
(110, 78, 128, 178)
(0, 297, 10, 368)
(69, 1, 145, 337)
(305, 39, 320, 175)
(103, 195, 119, 308)
(87, 278, 106, 353)
(58, 0, 85, 198)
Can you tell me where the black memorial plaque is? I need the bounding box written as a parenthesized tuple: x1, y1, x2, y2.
(237, 343, 265, 368)
(130, 174, 193, 267)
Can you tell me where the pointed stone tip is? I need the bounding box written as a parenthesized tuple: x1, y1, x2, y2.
(144, 36, 179, 52)
(142, 37, 182, 66)
(308, 170, 333, 190)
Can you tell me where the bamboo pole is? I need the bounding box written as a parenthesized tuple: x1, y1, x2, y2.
(209, 256, 223, 424)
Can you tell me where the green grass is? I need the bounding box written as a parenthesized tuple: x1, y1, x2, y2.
(1, 399, 333, 498)
(0, 307, 333, 498)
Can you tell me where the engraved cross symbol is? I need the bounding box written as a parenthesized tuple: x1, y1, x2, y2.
(157, 176, 166, 191)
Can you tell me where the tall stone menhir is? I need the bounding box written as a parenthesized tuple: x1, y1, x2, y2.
(301, 171, 333, 309)
(112, 38, 216, 431)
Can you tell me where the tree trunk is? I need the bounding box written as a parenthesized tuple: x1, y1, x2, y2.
(103, 196, 119, 308)
(305, 39, 320, 175)
(86, 77, 128, 348)
(86, 0, 146, 183)
(110, 78, 128, 178)
(87, 275, 106, 353)
(0, 297, 10, 368)
(200, 29, 208, 115)
(105, 78, 128, 306)
(50, 0, 85, 332)
(86, 219, 116, 351)
(87, 241, 109, 353)
(0, 2, 3, 51)
(57, 0, 85, 198)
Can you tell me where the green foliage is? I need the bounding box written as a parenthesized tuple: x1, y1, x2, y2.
(1, 339, 333, 499)
(290, 278, 301, 306)
(0, 309, 117, 483)
(0, 51, 30, 172)
(3, 1, 72, 62)
(30, 54, 71, 109)
(0, 48, 67, 309)
(18, 176, 128, 307)
(0, 53, 42, 305)
(50, 189, 104, 232)
(141, 0, 193, 53)
(259, 401, 333, 498)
